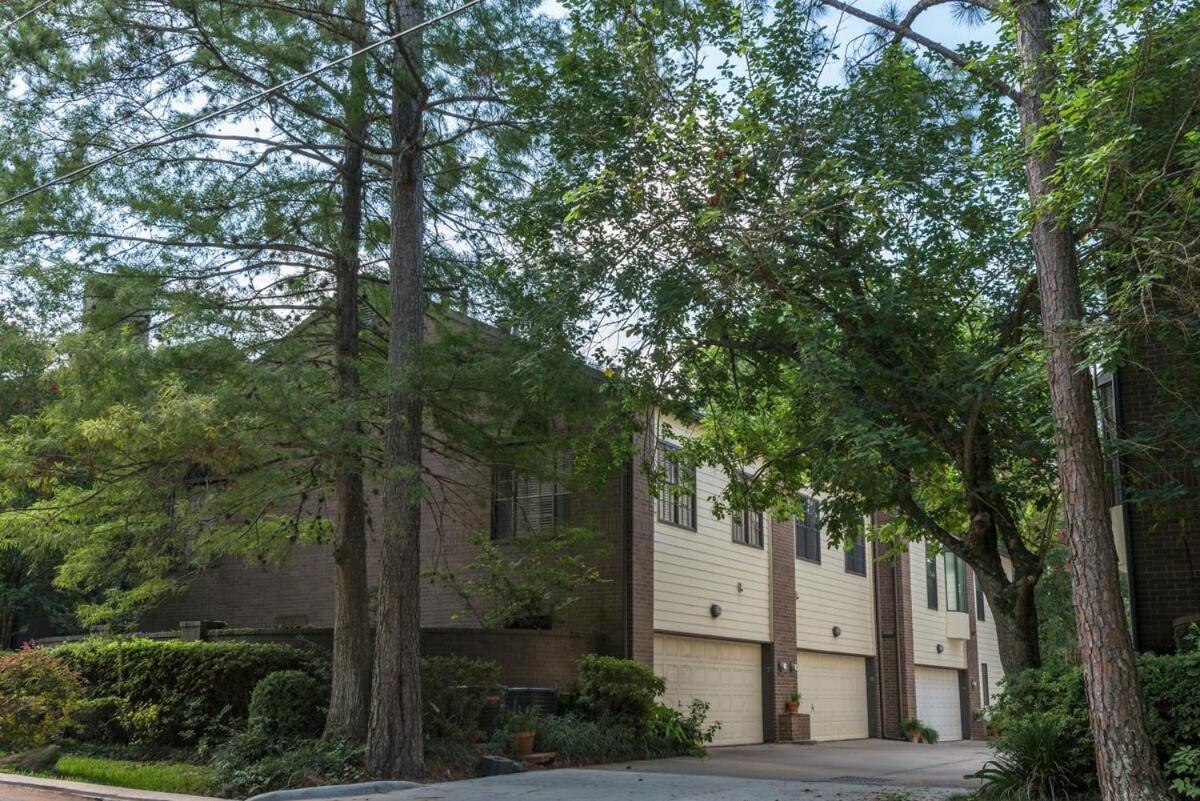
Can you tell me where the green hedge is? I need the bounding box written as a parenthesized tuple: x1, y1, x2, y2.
(53, 639, 329, 748)
(991, 651, 1200, 792)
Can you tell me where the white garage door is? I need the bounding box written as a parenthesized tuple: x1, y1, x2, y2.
(655, 634, 763, 746)
(915, 666, 964, 741)
(796, 651, 869, 741)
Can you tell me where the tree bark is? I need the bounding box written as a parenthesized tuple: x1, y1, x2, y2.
(1013, 2, 1168, 799)
(976, 571, 1041, 674)
(366, 0, 425, 778)
(326, 0, 373, 743)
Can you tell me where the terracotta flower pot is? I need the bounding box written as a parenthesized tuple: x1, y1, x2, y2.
(906, 731, 922, 743)
(785, 701, 800, 714)
(512, 730, 536, 757)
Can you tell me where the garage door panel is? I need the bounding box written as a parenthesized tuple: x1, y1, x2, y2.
(915, 667, 964, 741)
(796, 651, 869, 741)
(655, 634, 763, 746)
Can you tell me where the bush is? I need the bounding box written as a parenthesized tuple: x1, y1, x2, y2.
(646, 699, 718, 756)
(71, 695, 130, 742)
(575, 654, 664, 726)
(419, 655, 502, 742)
(534, 712, 637, 761)
(988, 651, 1200, 795)
(0, 646, 82, 752)
(248, 670, 326, 738)
(1168, 747, 1200, 800)
(212, 729, 363, 798)
(971, 714, 1081, 801)
(55, 638, 328, 748)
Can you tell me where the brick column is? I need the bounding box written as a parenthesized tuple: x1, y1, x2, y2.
(625, 438, 655, 666)
(964, 570, 987, 740)
(769, 518, 799, 740)
(874, 542, 916, 739)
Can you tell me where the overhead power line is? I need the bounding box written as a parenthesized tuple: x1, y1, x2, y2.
(0, 0, 56, 34)
(0, 0, 485, 209)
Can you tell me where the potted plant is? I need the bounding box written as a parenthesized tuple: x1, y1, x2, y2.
(508, 708, 539, 757)
(785, 692, 802, 714)
(902, 718, 924, 743)
(920, 724, 939, 744)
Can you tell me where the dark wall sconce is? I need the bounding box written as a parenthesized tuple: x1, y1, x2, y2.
(710, 604, 723, 618)
(936, 643, 945, 654)
(831, 626, 842, 638)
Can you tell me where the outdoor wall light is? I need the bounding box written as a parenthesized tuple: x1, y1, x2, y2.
(831, 626, 842, 638)
(710, 603, 723, 618)
(778, 660, 789, 672)
(936, 643, 945, 654)
(790, 662, 798, 673)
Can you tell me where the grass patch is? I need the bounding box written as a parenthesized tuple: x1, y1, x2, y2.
(53, 755, 215, 796)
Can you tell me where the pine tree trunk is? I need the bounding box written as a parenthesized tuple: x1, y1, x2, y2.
(1013, 2, 1168, 798)
(326, 0, 372, 742)
(366, 0, 425, 778)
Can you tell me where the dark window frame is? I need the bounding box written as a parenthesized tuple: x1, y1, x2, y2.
(945, 552, 968, 612)
(656, 441, 697, 531)
(926, 553, 939, 610)
(732, 508, 765, 549)
(976, 579, 987, 621)
(981, 663, 990, 705)
(844, 524, 867, 576)
(490, 456, 572, 541)
(795, 495, 821, 563)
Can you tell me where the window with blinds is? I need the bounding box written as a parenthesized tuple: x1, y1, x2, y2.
(976, 579, 987, 621)
(491, 461, 571, 540)
(926, 554, 939, 609)
(795, 495, 821, 562)
(844, 526, 867, 575)
(657, 442, 696, 530)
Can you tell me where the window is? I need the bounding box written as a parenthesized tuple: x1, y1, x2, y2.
(926, 554, 939, 609)
(732, 509, 764, 548)
(844, 522, 867, 576)
(795, 495, 821, 563)
(981, 663, 990, 706)
(945, 552, 968, 612)
(976, 579, 987, 621)
(657, 443, 696, 530)
(491, 459, 571, 540)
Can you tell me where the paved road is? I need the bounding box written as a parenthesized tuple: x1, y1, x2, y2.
(1, 787, 95, 801)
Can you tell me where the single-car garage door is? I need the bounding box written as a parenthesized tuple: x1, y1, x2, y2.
(655, 634, 763, 746)
(915, 666, 964, 741)
(795, 651, 869, 741)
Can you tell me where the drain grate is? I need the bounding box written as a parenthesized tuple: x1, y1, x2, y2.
(830, 776, 893, 785)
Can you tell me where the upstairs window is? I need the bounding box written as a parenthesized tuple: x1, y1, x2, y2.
(945, 552, 968, 612)
(981, 663, 991, 705)
(976, 579, 987, 621)
(657, 443, 696, 530)
(795, 495, 821, 563)
(732, 508, 765, 548)
(491, 457, 571, 540)
(926, 553, 939, 609)
(844, 523, 867, 576)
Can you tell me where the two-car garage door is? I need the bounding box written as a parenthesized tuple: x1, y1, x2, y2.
(655, 634, 763, 746)
(795, 651, 869, 741)
(915, 666, 964, 741)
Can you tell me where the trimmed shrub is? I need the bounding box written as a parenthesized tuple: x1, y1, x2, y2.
(71, 695, 130, 743)
(419, 655, 502, 742)
(248, 670, 326, 738)
(0, 646, 82, 751)
(54, 638, 328, 748)
(575, 654, 664, 726)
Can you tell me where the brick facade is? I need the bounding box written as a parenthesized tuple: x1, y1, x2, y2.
(769, 518, 799, 740)
(964, 570, 987, 739)
(1116, 339, 1200, 654)
(873, 542, 916, 740)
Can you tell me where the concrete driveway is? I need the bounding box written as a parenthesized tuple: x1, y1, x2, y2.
(598, 738, 993, 789)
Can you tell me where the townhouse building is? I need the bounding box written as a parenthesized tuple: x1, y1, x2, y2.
(144, 419, 1004, 747)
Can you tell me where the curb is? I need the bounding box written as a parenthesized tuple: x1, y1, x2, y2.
(246, 782, 421, 801)
(0, 770, 219, 801)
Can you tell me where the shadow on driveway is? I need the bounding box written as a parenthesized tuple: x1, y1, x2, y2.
(597, 738, 993, 789)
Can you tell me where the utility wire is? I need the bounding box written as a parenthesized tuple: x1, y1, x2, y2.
(0, 0, 56, 33)
(0, 0, 485, 209)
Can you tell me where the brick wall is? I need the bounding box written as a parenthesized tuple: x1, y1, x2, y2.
(1117, 334, 1200, 653)
(964, 570, 987, 740)
(873, 542, 916, 740)
(769, 518, 798, 740)
(144, 442, 628, 656)
(421, 628, 589, 688)
(626, 433, 656, 665)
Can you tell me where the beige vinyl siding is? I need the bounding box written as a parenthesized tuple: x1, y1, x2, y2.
(975, 589, 1005, 706)
(795, 521, 876, 656)
(910, 541, 969, 668)
(654, 459, 772, 643)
